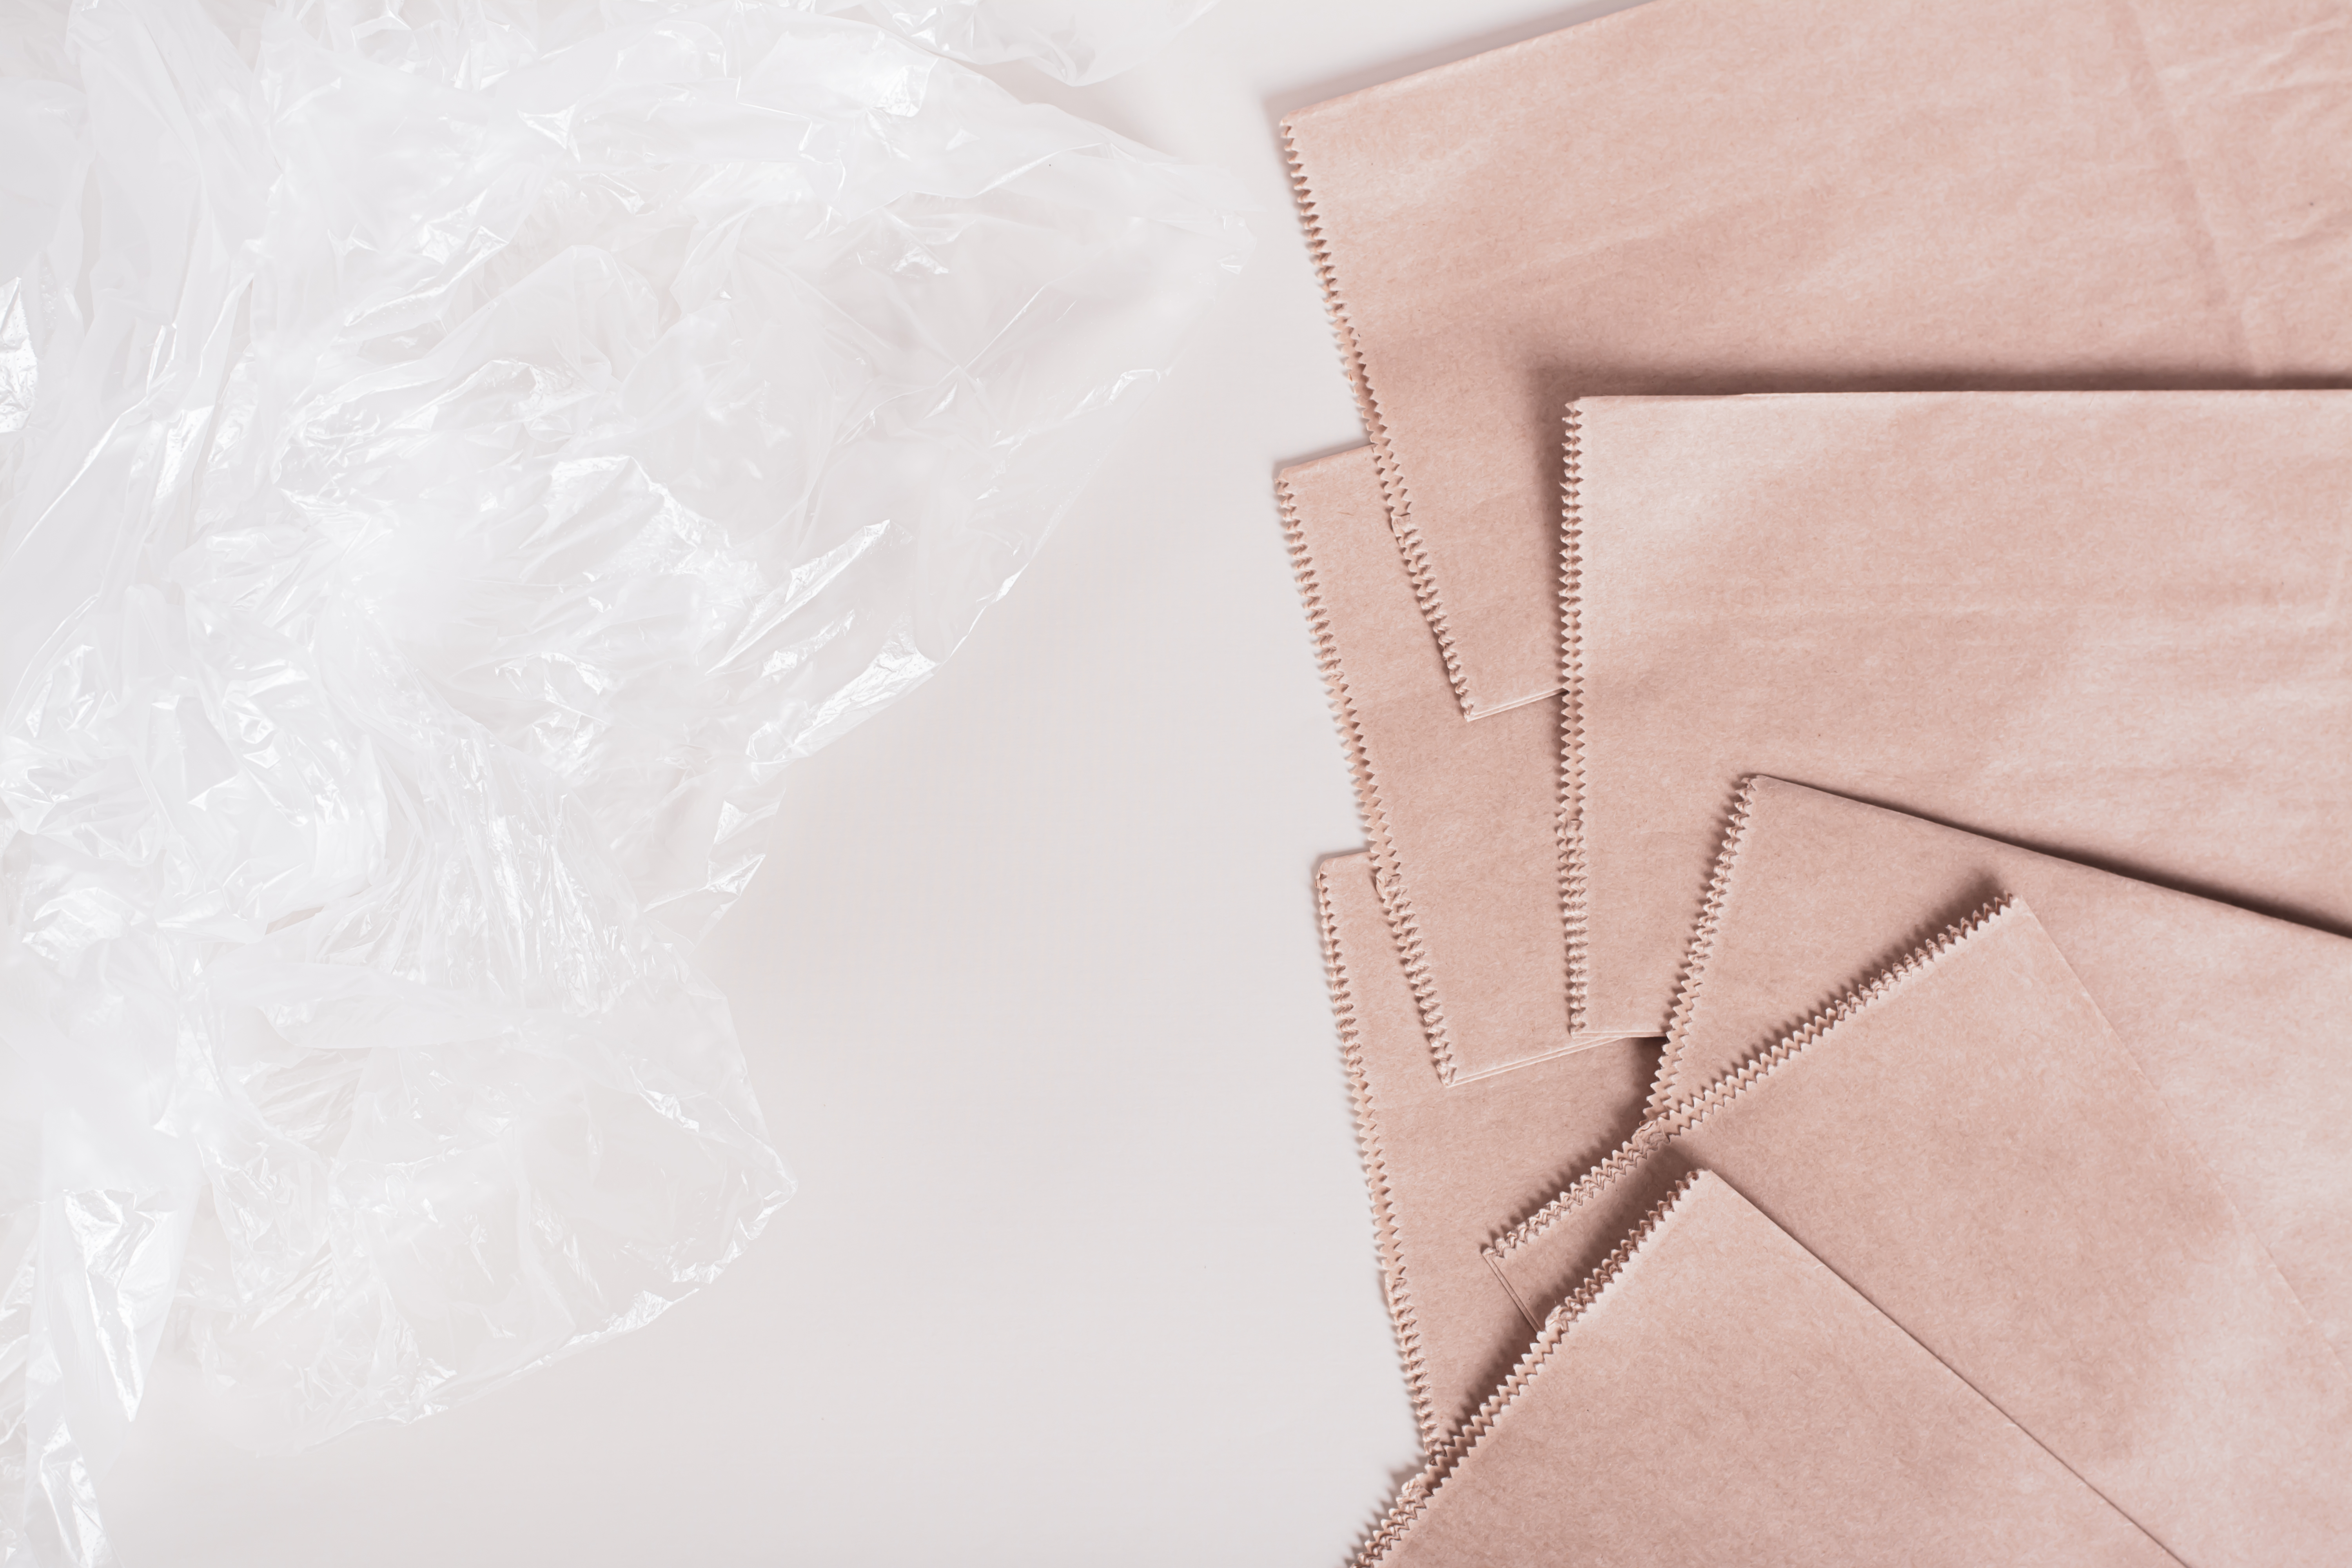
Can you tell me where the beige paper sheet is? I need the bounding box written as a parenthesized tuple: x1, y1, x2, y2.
(1283, 449, 1594, 1078)
(1358, 1170, 2178, 1568)
(1314, 851, 1651, 1441)
(1316, 792, 2352, 1466)
(1490, 901, 2352, 1567)
(1663, 777, 2352, 1357)
(1566, 389, 2352, 1035)
(1283, 0, 2352, 716)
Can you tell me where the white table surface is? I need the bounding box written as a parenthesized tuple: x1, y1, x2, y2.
(100, 4, 1647, 1563)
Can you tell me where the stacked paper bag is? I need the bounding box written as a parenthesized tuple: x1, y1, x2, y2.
(1277, 2, 2352, 1563)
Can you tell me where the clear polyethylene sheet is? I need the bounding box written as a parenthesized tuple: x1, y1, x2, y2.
(0, 1, 1249, 1561)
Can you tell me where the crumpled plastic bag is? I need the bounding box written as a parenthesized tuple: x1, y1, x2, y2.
(0, 1, 1247, 1562)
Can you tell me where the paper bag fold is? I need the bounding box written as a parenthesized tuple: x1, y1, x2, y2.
(1283, 449, 1591, 1078)
(1314, 851, 1651, 1440)
(1359, 1169, 2180, 1568)
(1283, 0, 2352, 715)
(1565, 388, 2352, 1035)
(1661, 777, 2352, 1356)
(1491, 900, 2352, 1567)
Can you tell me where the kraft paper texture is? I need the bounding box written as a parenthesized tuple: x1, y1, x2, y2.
(1314, 851, 1652, 1441)
(1664, 777, 2352, 1358)
(1283, 0, 2352, 716)
(1489, 902, 2352, 1567)
(1566, 389, 2352, 1035)
(1283, 449, 1591, 1078)
(1357, 1170, 2179, 1568)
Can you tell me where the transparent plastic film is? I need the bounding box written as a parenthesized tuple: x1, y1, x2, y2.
(0, 1, 1247, 1562)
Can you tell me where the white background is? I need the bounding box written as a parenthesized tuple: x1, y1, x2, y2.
(102, 3, 1647, 1562)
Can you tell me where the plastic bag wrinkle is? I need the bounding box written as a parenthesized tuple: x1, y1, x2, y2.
(0, 0, 1243, 1561)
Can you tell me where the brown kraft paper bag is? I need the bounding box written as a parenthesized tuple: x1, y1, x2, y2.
(1283, 0, 2352, 716)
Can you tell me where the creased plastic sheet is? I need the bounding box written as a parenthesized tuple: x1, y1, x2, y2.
(0, 1, 1248, 1561)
